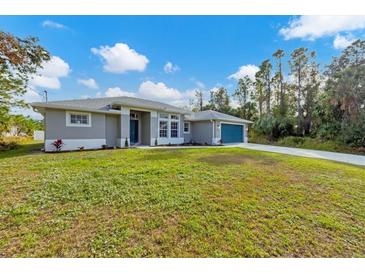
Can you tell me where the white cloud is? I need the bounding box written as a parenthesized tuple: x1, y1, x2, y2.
(91, 43, 149, 73)
(30, 76, 61, 89)
(105, 87, 136, 98)
(24, 87, 42, 103)
(333, 34, 355, 49)
(163, 62, 180, 74)
(77, 78, 98, 89)
(86, 80, 204, 109)
(138, 81, 182, 101)
(42, 20, 67, 29)
(30, 56, 70, 89)
(228, 64, 259, 81)
(279, 15, 365, 40)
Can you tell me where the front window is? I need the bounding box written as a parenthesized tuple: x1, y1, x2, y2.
(170, 114, 179, 120)
(70, 114, 89, 125)
(159, 121, 168, 138)
(66, 111, 91, 127)
(171, 121, 178, 138)
(184, 122, 190, 133)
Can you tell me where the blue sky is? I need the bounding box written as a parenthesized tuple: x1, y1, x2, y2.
(1, 16, 365, 118)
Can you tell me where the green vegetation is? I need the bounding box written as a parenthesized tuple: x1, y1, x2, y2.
(1, 147, 364, 257)
(192, 40, 365, 150)
(249, 134, 365, 155)
(0, 137, 42, 157)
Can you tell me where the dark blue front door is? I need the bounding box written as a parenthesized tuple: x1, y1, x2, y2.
(130, 120, 139, 144)
(221, 123, 243, 143)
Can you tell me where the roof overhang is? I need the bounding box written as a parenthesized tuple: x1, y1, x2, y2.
(185, 118, 253, 124)
(31, 103, 122, 115)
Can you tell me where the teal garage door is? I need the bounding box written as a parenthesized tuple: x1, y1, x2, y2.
(221, 123, 243, 143)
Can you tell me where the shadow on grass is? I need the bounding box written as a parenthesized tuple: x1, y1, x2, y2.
(0, 142, 43, 160)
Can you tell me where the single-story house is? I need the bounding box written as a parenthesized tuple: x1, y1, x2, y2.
(31, 96, 252, 151)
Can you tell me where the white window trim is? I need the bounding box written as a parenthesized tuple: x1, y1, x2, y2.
(170, 120, 179, 138)
(158, 113, 180, 139)
(159, 120, 168, 138)
(184, 121, 190, 134)
(170, 114, 180, 138)
(66, 111, 92, 127)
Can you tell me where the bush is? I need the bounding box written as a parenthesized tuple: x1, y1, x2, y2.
(253, 116, 294, 141)
(277, 136, 305, 147)
(0, 140, 18, 151)
(51, 139, 64, 152)
(340, 118, 365, 147)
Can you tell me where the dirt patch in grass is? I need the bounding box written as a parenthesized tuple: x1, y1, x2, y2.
(141, 149, 186, 161)
(198, 152, 280, 166)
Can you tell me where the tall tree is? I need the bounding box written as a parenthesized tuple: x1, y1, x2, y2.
(273, 49, 286, 117)
(289, 47, 308, 135)
(0, 31, 49, 135)
(257, 60, 273, 115)
(303, 51, 320, 135)
(254, 70, 265, 118)
(194, 89, 204, 111)
(233, 76, 253, 119)
(208, 87, 230, 113)
(324, 39, 365, 146)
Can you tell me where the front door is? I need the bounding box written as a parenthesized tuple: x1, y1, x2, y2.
(130, 119, 139, 144)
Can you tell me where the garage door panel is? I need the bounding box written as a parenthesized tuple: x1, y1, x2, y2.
(221, 123, 243, 143)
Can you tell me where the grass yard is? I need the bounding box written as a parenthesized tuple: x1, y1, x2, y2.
(0, 142, 364, 257)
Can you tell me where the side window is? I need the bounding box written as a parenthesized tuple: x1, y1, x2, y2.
(184, 122, 190, 133)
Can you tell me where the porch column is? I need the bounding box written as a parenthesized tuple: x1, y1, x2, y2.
(244, 124, 248, 143)
(120, 107, 130, 147)
(150, 111, 158, 146)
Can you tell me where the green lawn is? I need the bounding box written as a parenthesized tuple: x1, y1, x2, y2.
(0, 143, 364, 257)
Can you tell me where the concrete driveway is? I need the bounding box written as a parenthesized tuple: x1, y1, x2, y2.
(139, 143, 365, 166)
(236, 143, 365, 166)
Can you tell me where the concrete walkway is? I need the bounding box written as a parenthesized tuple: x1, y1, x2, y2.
(139, 143, 365, 166)
(237, 143, 365, 166)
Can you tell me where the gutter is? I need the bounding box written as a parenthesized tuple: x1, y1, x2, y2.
(31, 103, 122, 115)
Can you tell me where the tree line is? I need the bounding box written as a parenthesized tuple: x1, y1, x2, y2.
(191, 40, 365, 147)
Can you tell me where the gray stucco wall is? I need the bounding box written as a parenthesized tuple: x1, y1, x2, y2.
(105, 114, 119, 147)
(141, 112, 151, 145)
(151, 115, 158, 139)
(120, 112, 130, 140)
(45, 108, 106, 140)
(191, 121, 213, 145)
(183, 121, 192, 143)
(179, 114, 184, 138)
